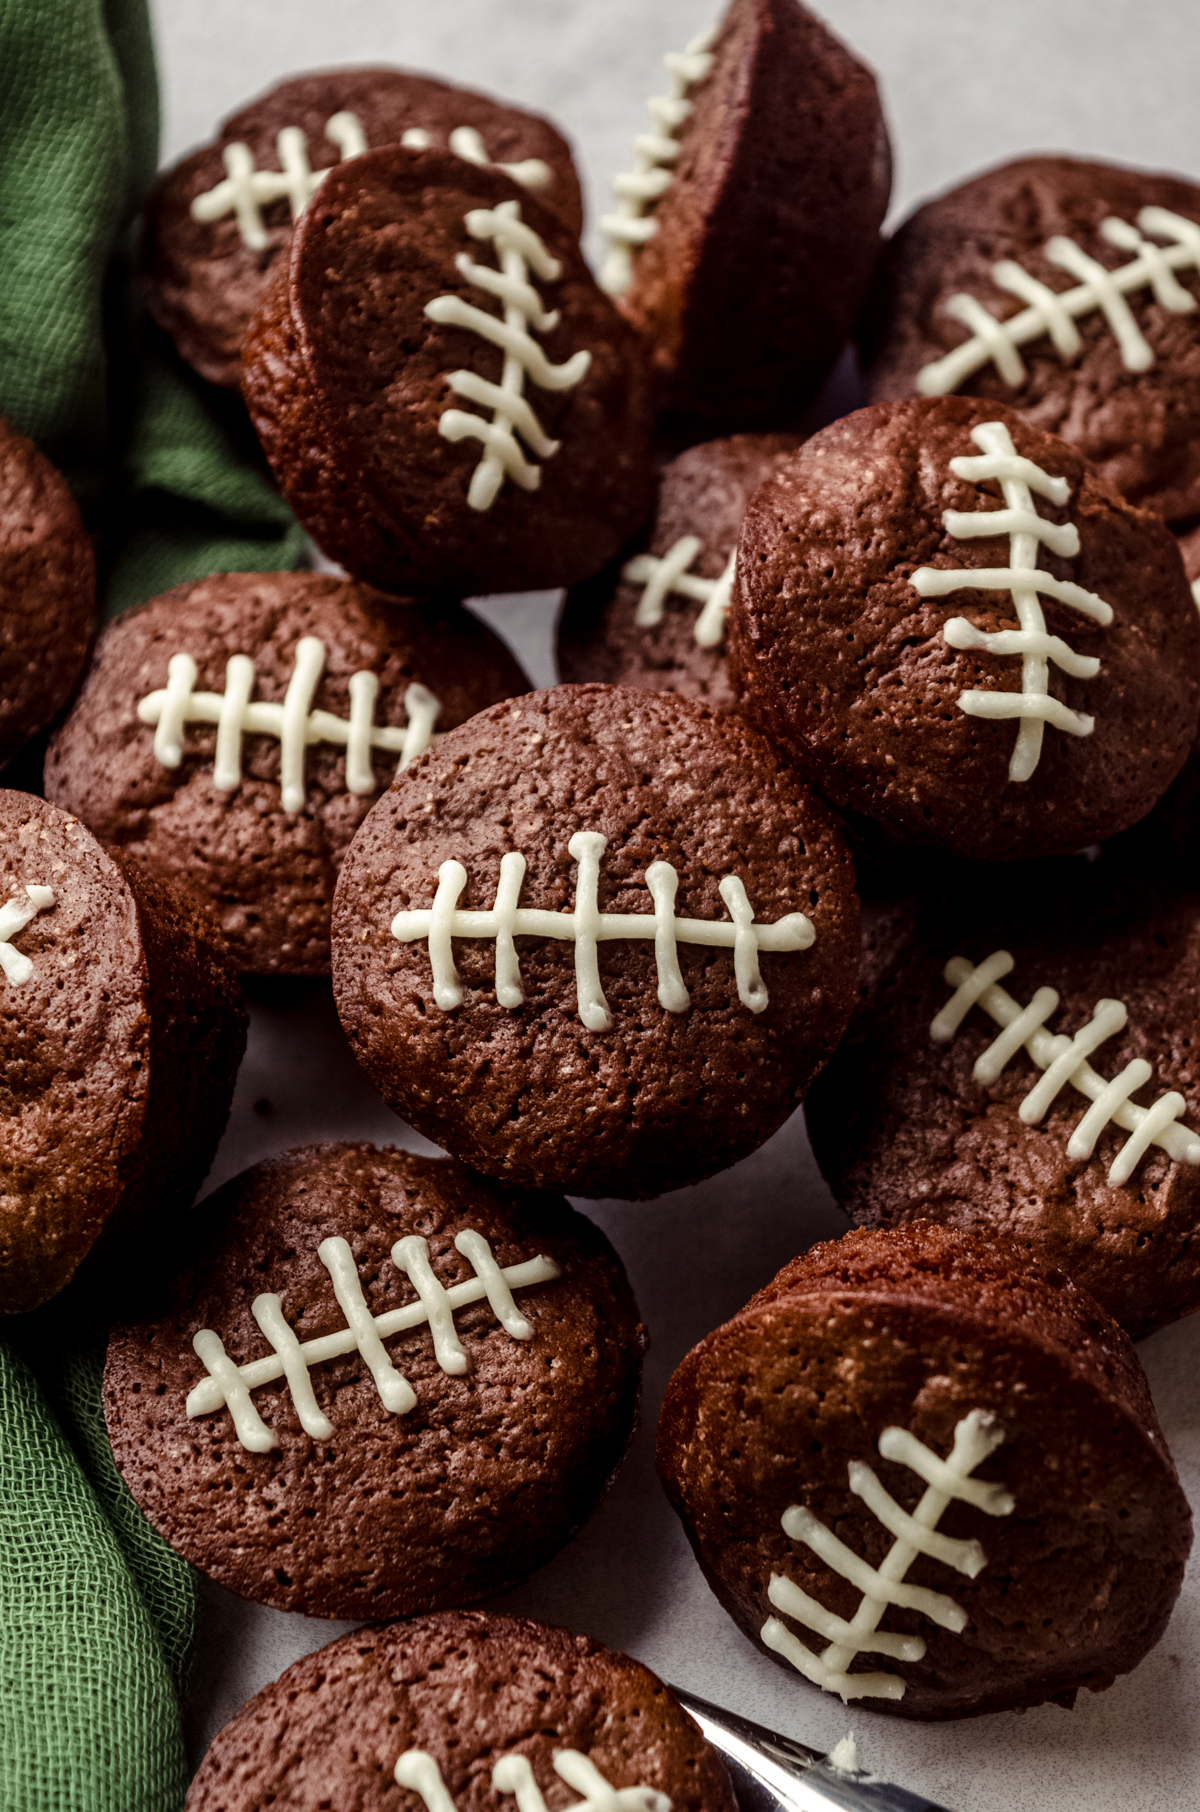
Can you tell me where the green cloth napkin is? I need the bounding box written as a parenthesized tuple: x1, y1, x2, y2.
(1, 1, 304, 1805)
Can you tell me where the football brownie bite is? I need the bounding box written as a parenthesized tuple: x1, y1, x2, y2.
(598, 0, 890, 425)
(864, 156, 1200, 523)
(242, 147, 656, 596)
(144, 67, 583, 389)
(186, 1611, 736, 1812)
(0, 417, 94, 770)
(804, 864, 1200, 1338)
(658, 1224, 1192, 1719)
(727, 395, 1200, 861)
(557, 433, 801, 710)
(0, 790, 245, 1315)
(331, 683, 860, 1200)
(105, 1145, 646, 1622)
(44, 570, 528, 975)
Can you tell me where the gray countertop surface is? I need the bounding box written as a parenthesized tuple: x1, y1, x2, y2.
(148, 4, 1200, 1806)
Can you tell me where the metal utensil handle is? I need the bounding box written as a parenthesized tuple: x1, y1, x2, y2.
(671, 1688, 958, 1812)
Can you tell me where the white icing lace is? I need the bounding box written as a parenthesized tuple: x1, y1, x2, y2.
(762, 1410, 1012, 1703)
(136, 636, 441, 815)
(186, 1229, 560, 1452)
(599, 25, 717, 296)
(622, 537, 737, 648)
(424, 200, 591, 511)
(917, 207, 1200, 396)
(0, 885, 55, 987)
(190, 111, 366, 249)
(909, 419, 1112, 783)
(930, 948, 1200, 1185)
(395, 1748, 671, 1812)
(390, 830, 815, 1032)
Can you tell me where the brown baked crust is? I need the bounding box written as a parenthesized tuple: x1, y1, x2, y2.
(43, 571, 528, 974)
(185, 1611, 737, 1812)
(242, 147, 655, 596)
(657, 1223, 1192, 1719)
(805, 867, 1200, 1337)
(0, 791, 245, 1313)
(616, 0, 890, 425)
(864, 156, 1200, 523)
(726, 395, 1200, 860)
(557, 433, 802, 709)
(105, 1145, 646, 1621)
(0, 418, 94, 768)
(331, 683, 860, 1199)
(144, 67, 584, 389)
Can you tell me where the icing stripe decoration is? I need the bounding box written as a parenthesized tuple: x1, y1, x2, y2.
(390, 831, 815, 1031)
(917, 207, 1200, 396)
(0, 885, 54, 986)
(396, 1747, 671, 1812)
(186, 1229, 561, 1452)
(623, 537, 737, 648)
(400, 124, 553, 194)
(191, 111, 367, 249)
(425, 201, 591, 511)
(600, 25, 717, 297)
(931, 949, 1200, 1185)
(909, 419, 1112, 783)
(762, 1410, 1013, 1703)
(137, 636, 441, 814)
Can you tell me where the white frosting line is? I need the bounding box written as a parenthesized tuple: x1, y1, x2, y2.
(186, 1231, 561, 1449)
(0, 884, 55, 987)
(917, 205, 1200, 395)
(762, 1410, 1011, 1703)
(623, 537, 737, 648)
(931, 950, 1200, 1184)
(600, 25, 717, 296)
(137, 639, 442, 814)
(398, 1748, 671, 1812)
(191, 110, 367, 249)
(909, 419, 1112, 782)
(390, 832, 815, 1029)
(425, 201, 590, 511)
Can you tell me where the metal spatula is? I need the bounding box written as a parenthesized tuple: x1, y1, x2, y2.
(672, 1689, 957, 1812)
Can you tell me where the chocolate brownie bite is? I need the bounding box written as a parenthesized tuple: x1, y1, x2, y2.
(145, 68, 583, 390)
(864, 156, 1200, 523)
(597, 0, 891, 426)
(242, 147, 655, 597)
(557, 433, 801, 710)
(0, 418, 94, 771)
(805, 865, 1200, 1337)
(105, 1145, 646, 1621)
(657, 1223, 1192, 1720)
(44, 570, 528, 975)
(186, 1610, 736, 1812)
(331, 683, 859, 1200)
(727, 395, 1200, 862)
(0, 791, 245, 1315)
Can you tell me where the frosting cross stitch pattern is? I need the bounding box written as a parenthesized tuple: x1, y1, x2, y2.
(191, 110, 367, 249)
(395, 1747, 671, 1812)
(916, 206, 1200, 396)
(908, 419, 1113, 782)
(0, 884, 54, 986)
(930, 949, 1200, 1186)
(762, 1409, 1013, 1703)
(137, 636, 441, 814)
(389, 830, 815, 1032)
(424, 200, 591, 511)
(186, 1229, 561, 1452)
(622, 536, 737, 648)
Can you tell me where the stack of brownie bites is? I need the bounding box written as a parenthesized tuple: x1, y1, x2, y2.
(5, 0, 1200, 1798)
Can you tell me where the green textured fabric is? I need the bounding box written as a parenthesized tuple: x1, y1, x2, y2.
(0, 1, 304, 1804)
(0, 1338, 190, 1812)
